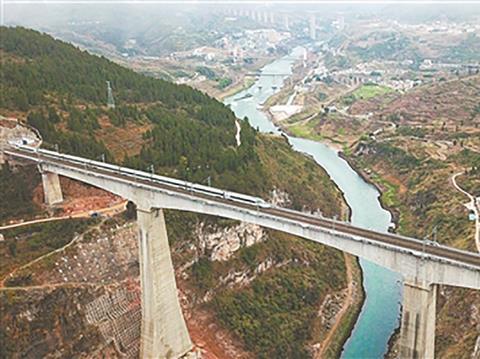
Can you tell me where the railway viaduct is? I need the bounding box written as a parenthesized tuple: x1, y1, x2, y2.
(5, 146, 480, 359)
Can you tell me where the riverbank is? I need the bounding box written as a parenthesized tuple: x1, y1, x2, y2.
(337, 151, 400, 230)
(260, 108, 369, 358)
(266, 109, 346, 152)
(321, 255, 366, 358)
(218, 77, 256, 101)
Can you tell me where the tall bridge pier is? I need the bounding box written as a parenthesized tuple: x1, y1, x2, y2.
(137, 207, 192, 358)
(40, 169, 192, 358)
(399, 281, 437, 358)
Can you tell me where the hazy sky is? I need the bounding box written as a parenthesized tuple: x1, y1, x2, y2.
(3, 2, 480, 28)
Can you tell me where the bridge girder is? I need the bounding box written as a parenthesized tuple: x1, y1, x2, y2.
(38, 160, 480, 290)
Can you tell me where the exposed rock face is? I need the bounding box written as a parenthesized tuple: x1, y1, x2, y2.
(196, 222, 265, 262)
(194, 188, 293, 262)
(0, 118, 41, 164)
(269, 187, 292, 207)
(317, 291, 348, 331)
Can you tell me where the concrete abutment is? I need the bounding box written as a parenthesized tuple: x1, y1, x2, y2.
(399, 281, 437, 359)
(137, 207, 192, 358)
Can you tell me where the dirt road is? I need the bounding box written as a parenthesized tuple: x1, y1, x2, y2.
(452, 172, 480, 252)
(0, 201, 127, 231)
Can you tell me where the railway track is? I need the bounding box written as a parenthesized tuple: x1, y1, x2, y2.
(6, 146, 480, 270)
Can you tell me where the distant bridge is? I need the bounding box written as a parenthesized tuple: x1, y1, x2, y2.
(5, 145, 480, 359)
(245, 72, 292, 77)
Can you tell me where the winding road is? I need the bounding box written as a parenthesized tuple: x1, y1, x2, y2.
(452, 172, 480, 252)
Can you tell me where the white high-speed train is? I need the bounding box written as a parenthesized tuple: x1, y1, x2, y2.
(12, 144, 271, 209)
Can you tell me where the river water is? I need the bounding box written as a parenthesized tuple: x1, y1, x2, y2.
(224, 48, 403, 358)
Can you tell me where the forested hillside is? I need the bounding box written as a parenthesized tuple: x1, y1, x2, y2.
(1, 27, 213, 107)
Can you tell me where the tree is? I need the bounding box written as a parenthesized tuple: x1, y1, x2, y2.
(125, 201, 137, 220)
(7, 239, 17, 257)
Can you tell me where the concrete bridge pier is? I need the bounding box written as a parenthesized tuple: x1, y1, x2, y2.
(41, 171, 63, 205)
(137, 207, 192, 358)
(399, 280, 437, 359)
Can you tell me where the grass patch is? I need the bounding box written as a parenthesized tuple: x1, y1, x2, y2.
(287, 119, 324, 142)
(370, 172, 400, 208)
(351, 83, 394, 101)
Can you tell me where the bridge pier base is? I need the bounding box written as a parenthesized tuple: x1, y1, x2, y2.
(399, 281, 437, 359)
(41, 171, 63, 205)
(137, 207, 192, 358)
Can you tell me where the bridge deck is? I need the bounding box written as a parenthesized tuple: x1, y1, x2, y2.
(5, 146, 480, 272)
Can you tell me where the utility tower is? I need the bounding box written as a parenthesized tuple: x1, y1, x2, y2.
(309, 15, 316, 41)
(106, 81, 115, 109)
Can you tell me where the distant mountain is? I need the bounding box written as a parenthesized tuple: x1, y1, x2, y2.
(1, 26, 218, 109)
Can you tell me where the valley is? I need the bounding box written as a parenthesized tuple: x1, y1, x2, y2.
(1, 4, 480, 359)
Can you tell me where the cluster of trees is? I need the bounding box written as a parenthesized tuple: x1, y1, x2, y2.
(109, 105, 143, 127)
(0, 164, 40, 222)
(214, 271, 317, 358)
(196, 66, 216, 80)
(396, 125, 428, 139)
(351, 33, 416, 62)
(124, 107, 265, 194)
(27, 109, 111, 160)
(4, 219, 93, 256)
(445, 34, 480, 63)
(66, 108, 101, 133)
(211, 237, 347, 359)
(217, 78, 233, 89)
(458, 149, 480, 175)
(372, 142, 420, 173)
(195, 66, 232, 89)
